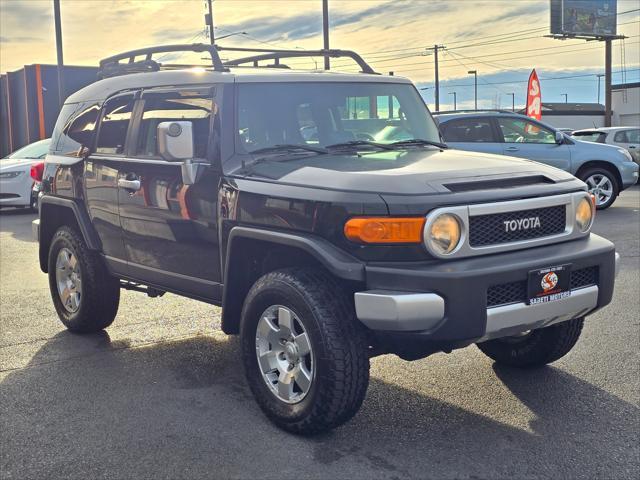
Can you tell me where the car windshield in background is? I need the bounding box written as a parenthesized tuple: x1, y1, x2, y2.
(236, 82, 441, 156)
(3, 139, 50, 160)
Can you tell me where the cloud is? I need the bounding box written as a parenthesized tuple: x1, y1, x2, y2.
(492, 2, 548, 23)
(0, 35, 42, 44)
(1, 1, 52, 25)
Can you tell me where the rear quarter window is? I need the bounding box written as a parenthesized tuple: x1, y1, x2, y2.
(50, 102, 100, 157)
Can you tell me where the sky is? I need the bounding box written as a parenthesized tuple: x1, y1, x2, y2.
(0, 0, 638, 110)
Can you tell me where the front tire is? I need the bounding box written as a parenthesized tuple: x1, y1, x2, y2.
(48, 226, 120, 332)
(240, 268, 370, 434)
(578, 167, 619, 210)
(477, 318, 584, 368)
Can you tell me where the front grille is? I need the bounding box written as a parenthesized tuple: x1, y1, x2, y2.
(469, 205, 566, 247)
(487, 266, 599, 308)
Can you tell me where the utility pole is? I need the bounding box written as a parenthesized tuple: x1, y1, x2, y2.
(597, 74, 604, 104)
(53, 0, 64, 107)
(205, 0, 215, 45)
(508, 93, 515, 111)
(322, 0, 330, 70)
(605, 39, 612, 126)
(561, 93, 568, 103)
(468, 70, 477, 110)
(449, 91, 457, 111)
(425, 45, 445, 112)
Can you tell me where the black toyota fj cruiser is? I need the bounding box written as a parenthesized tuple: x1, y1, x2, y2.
(34, 44, 618, 434)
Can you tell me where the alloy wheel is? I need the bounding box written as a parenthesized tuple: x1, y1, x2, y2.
(255, 305, 314, 404)
(585, 174, 613, 207)
(55, 247, 82, 313)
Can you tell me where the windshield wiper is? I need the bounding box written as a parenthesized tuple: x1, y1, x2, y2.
(389, 139, 448, 149)
(249, 144, 329, 156)
(325, 140, 394, 151)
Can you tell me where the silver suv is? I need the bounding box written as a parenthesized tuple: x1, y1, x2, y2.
(435, 111, 639, 209)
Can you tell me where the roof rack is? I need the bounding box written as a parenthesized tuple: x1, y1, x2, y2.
(218, 46, 377, 74)
(98, 43, 377, 78)
(98, 44, 227, 78)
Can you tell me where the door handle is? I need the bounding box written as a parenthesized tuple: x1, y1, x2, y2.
(505, 146, 519, 152)
(628, 145, 637, 149)
(118, 178, 141, 191)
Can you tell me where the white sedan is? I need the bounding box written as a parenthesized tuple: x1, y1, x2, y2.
(0, 139, 50, 211)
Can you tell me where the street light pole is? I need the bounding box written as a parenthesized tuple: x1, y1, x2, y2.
(468, 70, 477, 110)
(53, 0, 64, 107)
(508, 93, 515, 111)
(449, 91, 457, 111)
(597, 74, 604, 104)
(322, 0, 330, 70)
(206, 0, 215, 45)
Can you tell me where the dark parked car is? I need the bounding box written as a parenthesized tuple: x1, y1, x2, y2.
(34, 44, 619, 434)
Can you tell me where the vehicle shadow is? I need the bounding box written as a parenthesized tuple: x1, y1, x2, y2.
(1, 332, 637, 479)
(0, 207, 37, 243)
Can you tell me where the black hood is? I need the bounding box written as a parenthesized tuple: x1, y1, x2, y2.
(238, 147, 577, 195)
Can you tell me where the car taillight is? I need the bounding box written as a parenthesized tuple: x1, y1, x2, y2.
(30, 162, 44, 181)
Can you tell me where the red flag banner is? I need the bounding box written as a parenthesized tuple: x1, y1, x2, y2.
(526, 69, 542, 121)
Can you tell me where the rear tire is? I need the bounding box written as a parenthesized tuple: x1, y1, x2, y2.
(477, 318, 584, 368)
(240, 268, 370, 434)
(578, 167, 619, 210)
(48, 226, 120, 332)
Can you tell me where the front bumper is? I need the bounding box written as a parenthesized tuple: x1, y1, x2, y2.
(620, 161, 639, 188)
(354, 234, 617, 346)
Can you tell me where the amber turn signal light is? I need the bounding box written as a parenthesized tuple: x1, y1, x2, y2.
(344, 217, 425, 244)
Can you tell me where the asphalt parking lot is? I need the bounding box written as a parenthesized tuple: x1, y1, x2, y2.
(1, 187, 638, 480)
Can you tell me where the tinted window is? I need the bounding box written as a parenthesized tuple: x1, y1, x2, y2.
(497, 117, 555, 144)
(136, 91, 214, 158)
(440, 118, 495, 143)
(613, 131, 628, 142)
(627, 129, 640, 143)
(236, 82, 440, 152)
(50, 102, 100, 157)
(95, 95, 135, 155)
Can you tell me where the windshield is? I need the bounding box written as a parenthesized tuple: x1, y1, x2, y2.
(4, 139, 51, 160)
(236, 82, 440, 154)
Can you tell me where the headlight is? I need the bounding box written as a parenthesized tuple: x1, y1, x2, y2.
(426, 213, 462, 255)
(575, 196, 594, 232)
(0, 171, 22, 179)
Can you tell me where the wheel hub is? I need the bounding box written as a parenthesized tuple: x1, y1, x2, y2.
(255, 305, 315, 404)
(55, 247, 82, 313)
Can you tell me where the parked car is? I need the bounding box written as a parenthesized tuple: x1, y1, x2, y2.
(435, 112, 638, 209)
(571, 127, 640, 166)
(34, 44, 619, 434)
(0, 139, 50, 211)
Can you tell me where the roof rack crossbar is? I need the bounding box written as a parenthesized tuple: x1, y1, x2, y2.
(219, 47, 377, 74)
(98, 43, 227, 78)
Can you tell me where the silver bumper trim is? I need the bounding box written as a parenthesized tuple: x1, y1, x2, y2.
(354, 290, 444, 331)
(479, 285, 599, 342)
(615, 252, 620, 277)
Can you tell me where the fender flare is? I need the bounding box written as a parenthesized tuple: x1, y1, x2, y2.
(220, 226, 365, 333)
(38, 196, 101, 272)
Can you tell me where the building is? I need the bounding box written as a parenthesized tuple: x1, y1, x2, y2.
(612, 82, 640, 127)
(519, 102, 605, 130)
(0, 64, 98, 157)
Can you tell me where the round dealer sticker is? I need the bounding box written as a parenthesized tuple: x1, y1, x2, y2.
(541, 272, 559, 291)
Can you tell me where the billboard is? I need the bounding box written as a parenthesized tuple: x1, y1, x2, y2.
(550, 0, 617, 37)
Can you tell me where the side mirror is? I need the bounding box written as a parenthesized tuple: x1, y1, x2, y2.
(157, 121, 204, 185)
(157, 121, 194, 161)
(555, 131, 564, 145)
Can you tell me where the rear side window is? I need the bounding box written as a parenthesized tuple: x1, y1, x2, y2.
(627, 129, 640, 143)
(95, 95, 135, 155)
(135, 91, 214, 159)
(50, 102, 100, 157)
(613, 131, 628, 143)
(573, 132, 605, 143)
(440, 118, 496, 143)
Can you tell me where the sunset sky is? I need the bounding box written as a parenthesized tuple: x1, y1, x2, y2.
(1, 0, 638, 110)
